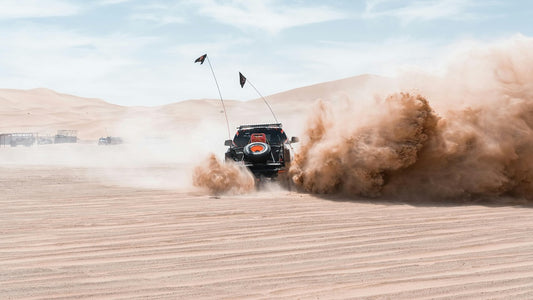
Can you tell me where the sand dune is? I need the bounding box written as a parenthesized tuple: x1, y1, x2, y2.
(0, 88, 125, 139)
(0, 74, 387, 141)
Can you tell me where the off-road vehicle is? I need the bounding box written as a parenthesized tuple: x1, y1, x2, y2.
(98, 136, 123, 145)
(224, 123, 298, 179)
(9, 133, 36, 147)
(54, 130, 77, 144)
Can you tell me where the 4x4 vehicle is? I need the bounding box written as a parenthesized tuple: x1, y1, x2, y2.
(10, 133, 36, 147)
(224, 123, 298, 179)
(98, 136, 123, 145)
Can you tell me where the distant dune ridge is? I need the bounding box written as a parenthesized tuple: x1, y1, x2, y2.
(0, 88, 124, 139)
(0, 73, 389, 140)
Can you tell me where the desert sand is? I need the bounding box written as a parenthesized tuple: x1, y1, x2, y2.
(2, 38, 533, 299)
(2, 163, 533, 299)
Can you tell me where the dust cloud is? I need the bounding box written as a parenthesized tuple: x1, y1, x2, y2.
(0, 116, 229, 190)
(290, 36, 533, 201)
(193, 154, 255, 195)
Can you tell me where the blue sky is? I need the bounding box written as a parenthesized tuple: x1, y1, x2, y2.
(0, 0, 531, 106)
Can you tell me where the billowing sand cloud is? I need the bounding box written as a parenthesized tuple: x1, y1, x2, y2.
(290, 92, 438, 197)
(193, 154, 255, 195)
(290, 36, 533, 200)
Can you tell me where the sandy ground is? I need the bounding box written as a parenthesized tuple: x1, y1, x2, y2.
(2, 165, 533, 299)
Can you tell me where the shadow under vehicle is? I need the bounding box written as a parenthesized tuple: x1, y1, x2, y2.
(224, 123, 298, 180)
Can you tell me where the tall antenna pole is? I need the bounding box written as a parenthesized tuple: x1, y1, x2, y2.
(238, 72, 291, 149)
(240, 74, 279, 124)
(195, 54, 231, 139)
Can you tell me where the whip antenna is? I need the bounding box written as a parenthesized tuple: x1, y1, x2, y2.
(239, 72, 279, 124)
(195, 54, 231, 139)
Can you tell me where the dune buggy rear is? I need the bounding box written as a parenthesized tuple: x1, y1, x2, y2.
(224, 123, 298, 180)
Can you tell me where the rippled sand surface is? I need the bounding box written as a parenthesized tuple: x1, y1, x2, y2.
(2, 166, 533, 299)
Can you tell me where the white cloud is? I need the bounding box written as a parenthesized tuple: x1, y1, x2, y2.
(0, 25, 260, 106)
(129, 13, 185, 25)
(281, 38, 449, 82)
(0, 26, 163, 105)
(125, 3, 187, 25)
(0, 23, 455, 106)
(0, 0, 80, 19)
(363, 0, 484, 23)
(190, 0, 347, 34)
(166, 37, 252, 57)
(98, 0, 132, 5)
(121, 0, 346, 33)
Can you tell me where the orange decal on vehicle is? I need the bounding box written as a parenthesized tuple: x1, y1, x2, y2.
(250, 145, 264, 152)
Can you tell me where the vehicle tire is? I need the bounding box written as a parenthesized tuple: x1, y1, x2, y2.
(283, 146, 292, 164)
(224, 151, 234, 162)
(243, 142, 271, 162)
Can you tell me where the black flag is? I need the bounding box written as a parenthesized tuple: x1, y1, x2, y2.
(239, 72, 246, 88)
(195, 54, 207, 64)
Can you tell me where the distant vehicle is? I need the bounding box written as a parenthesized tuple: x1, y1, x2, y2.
(0, 133, 11, 147)
(54, 130, 77, 144)
(37, 136, 54, 145)
(98, 136, 123, 145)
(224, 123, 298, 180)
(9, 133, 36, 147)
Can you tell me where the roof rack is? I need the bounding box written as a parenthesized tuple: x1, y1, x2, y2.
(237, 123, 282, 130)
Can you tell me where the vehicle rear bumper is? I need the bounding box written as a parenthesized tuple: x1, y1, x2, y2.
(243, 162, 286, 178)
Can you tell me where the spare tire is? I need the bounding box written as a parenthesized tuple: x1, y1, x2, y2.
(243, 142, 271, 162)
